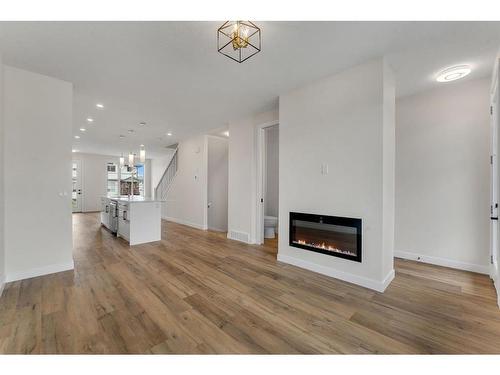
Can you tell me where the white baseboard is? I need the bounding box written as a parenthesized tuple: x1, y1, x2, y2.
(277, 253, 394, 292)
(6, 260, 75, 283)
(394, 250, 489, 275)
(164, 216, 207, 231)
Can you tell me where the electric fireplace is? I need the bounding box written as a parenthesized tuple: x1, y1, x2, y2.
(289, 212, 362, 262)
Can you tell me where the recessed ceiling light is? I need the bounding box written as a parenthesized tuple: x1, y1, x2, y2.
(167, 132, 172, 136)
(72, 149, 79, 153)
(96, 103, 104, 109)
(87, 118, 94, 122)
(80, 128, 86, 132)
(140, 144, 145, 147)
(139, 122, 146, 127)
(223, 130, 229, 137)
(128, 129, 135, 134)
(74, 135, 80, 139)
(119, 135, 125, 139)
(436, 65, 471, 83)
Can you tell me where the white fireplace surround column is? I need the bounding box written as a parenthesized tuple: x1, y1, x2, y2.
(277, 58, 395, 292)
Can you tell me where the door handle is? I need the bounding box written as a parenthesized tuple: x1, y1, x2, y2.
(491, 217, 498, 220)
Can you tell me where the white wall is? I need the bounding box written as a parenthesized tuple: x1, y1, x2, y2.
(228, 110, 278, 243)
(382, 61, 396, 278)
(395, 77, 490, 273)
(265, 125, 279, 218)
(4, 66, 74, 282)
(278, 59, 395, 292)
(163, 135, 208, 230)
(207, 135, 228, 232)
(0, 55, 5, 294)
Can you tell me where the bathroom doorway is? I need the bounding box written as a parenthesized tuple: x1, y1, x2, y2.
(256, 121, 279, 247)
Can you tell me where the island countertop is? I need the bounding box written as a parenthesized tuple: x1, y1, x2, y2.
(103, 196, 165, 204)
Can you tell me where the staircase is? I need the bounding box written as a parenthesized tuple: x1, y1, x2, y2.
(155, 147, 178, 201)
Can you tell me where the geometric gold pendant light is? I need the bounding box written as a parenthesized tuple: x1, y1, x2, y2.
(217, 21, 261, 63)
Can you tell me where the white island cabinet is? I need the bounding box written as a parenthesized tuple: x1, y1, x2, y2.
(102, 197, 163, 245)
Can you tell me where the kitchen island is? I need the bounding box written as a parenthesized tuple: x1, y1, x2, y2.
(101, 196, 163, 245)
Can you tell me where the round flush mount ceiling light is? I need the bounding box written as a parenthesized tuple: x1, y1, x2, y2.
(138, 122, 146, 127)
(80, 128, 86, 132)
(74, 135, 80, 139)
(87, 117, 94, 123)
(167, 132, 172, 136)
(436, 65, 471, 83)
(96, 103, 104, 109)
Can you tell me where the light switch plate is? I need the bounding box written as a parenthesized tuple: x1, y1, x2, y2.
(321, 163, 329, 175)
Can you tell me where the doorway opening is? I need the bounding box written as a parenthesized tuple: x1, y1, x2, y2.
(256, 122, 279, 249)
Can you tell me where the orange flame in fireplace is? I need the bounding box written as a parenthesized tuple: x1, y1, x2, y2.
(294, 239, 356, 256)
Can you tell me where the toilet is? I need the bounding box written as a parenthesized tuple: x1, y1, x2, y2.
(264, 216, 278, 239)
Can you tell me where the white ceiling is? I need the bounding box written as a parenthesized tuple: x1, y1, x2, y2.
(0, 21, 499, 157)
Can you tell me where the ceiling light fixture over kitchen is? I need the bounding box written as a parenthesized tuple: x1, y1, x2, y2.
(436, 65, 471, 82)
(80, 128, 86, 132)
(139, 122, 146, 127)
(87, 117, 94, 123)
(140, 145, 146, 163)
(74, 135, 80, 139)
(96, 103, 104, 109)
(167, 132, 172, 136)
(217, 21, 261, 63)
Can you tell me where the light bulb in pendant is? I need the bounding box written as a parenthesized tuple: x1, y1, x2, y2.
(139, 145, 146, 163)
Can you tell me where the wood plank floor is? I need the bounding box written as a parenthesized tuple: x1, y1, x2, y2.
(1, 212, 500, 354)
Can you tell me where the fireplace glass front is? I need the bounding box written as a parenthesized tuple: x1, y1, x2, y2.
(289, 212, 362, 262)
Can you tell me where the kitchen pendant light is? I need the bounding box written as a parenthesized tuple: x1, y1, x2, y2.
(139, 145, 146, 163)
(217, 21, 261, 63)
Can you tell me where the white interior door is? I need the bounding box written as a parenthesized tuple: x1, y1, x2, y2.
(72, 160, 82, 212)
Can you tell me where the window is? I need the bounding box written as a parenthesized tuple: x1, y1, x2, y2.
(107, 163, 119, 196)
(120, 164, 144, 197)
